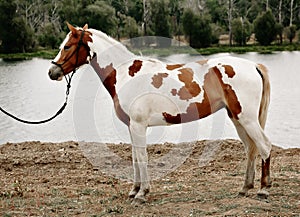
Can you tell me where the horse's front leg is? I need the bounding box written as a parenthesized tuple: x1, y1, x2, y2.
(129, 145, 141, 198)
(129, 121, 150, 203)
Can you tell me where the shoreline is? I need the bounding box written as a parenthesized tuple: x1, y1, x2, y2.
(1, 44, 300, 61)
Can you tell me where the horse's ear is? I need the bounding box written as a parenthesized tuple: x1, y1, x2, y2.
(83, 24, 88, 30)
(67, 22, 77, 35)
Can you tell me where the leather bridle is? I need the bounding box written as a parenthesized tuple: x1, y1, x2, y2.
(51, 30, 90, 84)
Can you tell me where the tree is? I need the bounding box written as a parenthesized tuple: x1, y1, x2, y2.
(149, 0, 172, 47)
(0, 0, 35, 53)
(128, 0, 144, 24)
(38, 22, 64, 49)
(182, 9, 194, 44)
(83, 1, 118, 36)
(228, 0, 236, 46)
(285, 24, 297, 43)
(122, 16, 140, 38)
(289, 0, 295, 26)
(254, 10, 277, 45)
(169, 0, 183, 40)
(206, 0, 228, 27)
(232, 17, 252, 45)
(182, 9, 212, 48)
(59, 0, 82, 28)
(275, 23, 284, 44)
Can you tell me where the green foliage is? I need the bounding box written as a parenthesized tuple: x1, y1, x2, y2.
(232, 17, 252, 45)
(38, 23, 65, 49)
(285, 25, 297, 44)
(0, 0, 34, 53)
(169, 0, 183, 36)
(275, 23, 284, 44)
(149, 0, 171, 37)
(123, 16, 140, 38)
(254, 10, 277, 46)
(127, 0, 143, 24)
(182, 9, 212, 48)
(149, 0, 172, 47)
(2, 0, 300, 54)
(206, 0, 228, 27)
(210, 23, 225, 44)
(84, 1, 118, 36)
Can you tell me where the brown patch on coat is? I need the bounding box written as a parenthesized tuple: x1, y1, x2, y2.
(128, 60, 143, 77)
(212, 66, 242, 119)
(196, 59, 208, 65)
(176, 68, 201, 100)
(166, 64, 184, 70)
(163, 66, 242, 124)
(151, 73, 169, 88)
(261, 155, 272, 189)
(90, 55, 130, 125)
(171, 89, 177, 96)
(222, 65, 236, 78)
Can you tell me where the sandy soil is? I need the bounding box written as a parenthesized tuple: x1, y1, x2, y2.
(0, 139, 299, 216)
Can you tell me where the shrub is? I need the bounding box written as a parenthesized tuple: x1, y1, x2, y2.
(232, 17, 252, 45)
(254, 10, 277, 45)
(182, 9, 212, 48)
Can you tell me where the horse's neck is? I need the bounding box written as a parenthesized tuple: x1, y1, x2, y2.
(89, 29, 135, 69)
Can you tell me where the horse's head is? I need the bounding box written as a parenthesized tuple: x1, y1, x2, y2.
(48, 22, 93, 81)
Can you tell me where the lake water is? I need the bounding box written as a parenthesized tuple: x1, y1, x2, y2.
(0, 52, 299, 149)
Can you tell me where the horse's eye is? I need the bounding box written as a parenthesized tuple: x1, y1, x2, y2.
(64, 45, 71, 50)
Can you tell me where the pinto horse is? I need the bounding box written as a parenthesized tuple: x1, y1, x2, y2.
(48, 23, 272, 203)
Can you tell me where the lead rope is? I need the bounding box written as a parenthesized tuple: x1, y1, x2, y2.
(0, 71, 75, 124)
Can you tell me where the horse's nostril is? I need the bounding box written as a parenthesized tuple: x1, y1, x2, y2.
(48, 69, 57, 80)
(48, 70, 54, 78)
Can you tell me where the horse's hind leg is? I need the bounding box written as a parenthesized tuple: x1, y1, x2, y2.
(258, 155, 272, 199)
(232, 120, 257, 196)
(237, 118, 272, 198)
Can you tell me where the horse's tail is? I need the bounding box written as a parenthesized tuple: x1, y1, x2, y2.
(256, 64, 271, 130)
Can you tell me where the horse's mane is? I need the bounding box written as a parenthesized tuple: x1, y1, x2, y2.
(88, 29, 126, 48)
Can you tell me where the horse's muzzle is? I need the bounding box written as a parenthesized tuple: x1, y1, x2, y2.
(48, 65, 64, 81)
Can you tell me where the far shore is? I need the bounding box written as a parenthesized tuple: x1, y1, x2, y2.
(1, 43, 300, 61)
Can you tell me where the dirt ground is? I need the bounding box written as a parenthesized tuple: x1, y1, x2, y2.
(0, 139, 299, 216)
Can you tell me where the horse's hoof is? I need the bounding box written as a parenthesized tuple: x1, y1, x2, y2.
(257, 189, 269, 199)
(129, 191, 138, 198)
(238, 184, 254, 197)
(238, 191, 248, 197)
(238, 188, 251, 197)
(128, 186, 140, 198)
(131, 196, 147, 206)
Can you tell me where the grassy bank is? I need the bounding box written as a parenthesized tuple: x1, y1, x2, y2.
(1, 44, 300, 61)
(197, 43, 300, 55)
(132, 43, 300, 56)
(0, 49, 59, 61)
